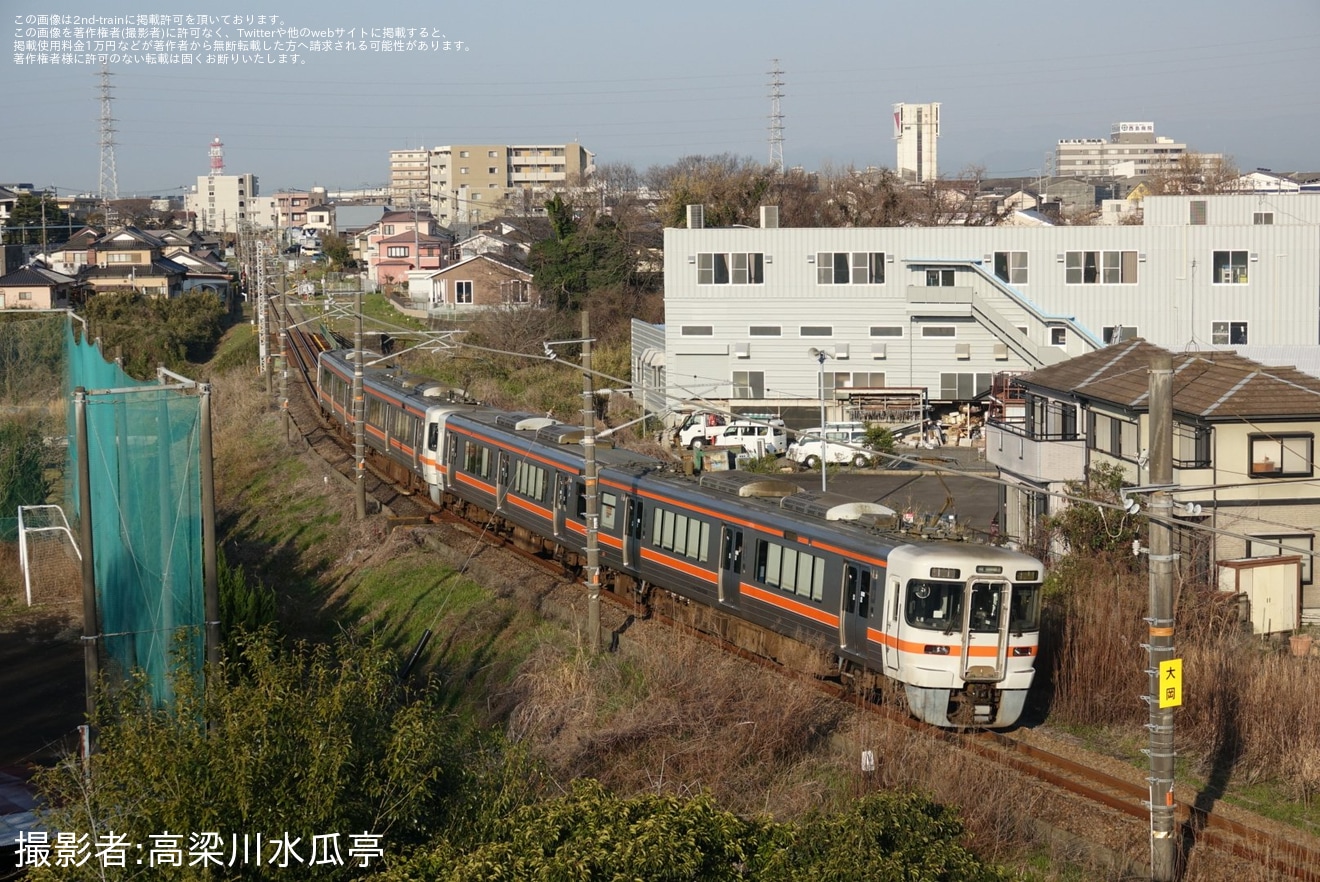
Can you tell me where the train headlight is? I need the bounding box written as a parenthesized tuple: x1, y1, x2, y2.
(923, 645, 950, 655)
(1012, 646, 1035, 657)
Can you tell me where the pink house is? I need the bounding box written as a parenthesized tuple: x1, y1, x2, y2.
(365, 210, 452, 285)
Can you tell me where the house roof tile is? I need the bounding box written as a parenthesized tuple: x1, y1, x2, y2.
(1019, 339, 1320, 421)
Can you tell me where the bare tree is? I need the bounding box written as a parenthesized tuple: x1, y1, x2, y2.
(1146, 153, 1241, 195)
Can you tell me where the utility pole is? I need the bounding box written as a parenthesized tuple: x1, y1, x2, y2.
(199, 383, 219, 669)
(353, 287, 367, 520)
(1146, 351, 1177, 881)
(581, 310, 601, 654)
(74, 388, 100, 723)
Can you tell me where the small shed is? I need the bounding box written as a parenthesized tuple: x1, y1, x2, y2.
(1218, 555, 1302, 635)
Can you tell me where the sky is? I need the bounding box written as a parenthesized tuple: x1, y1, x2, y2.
(4, 0, 1320, 199)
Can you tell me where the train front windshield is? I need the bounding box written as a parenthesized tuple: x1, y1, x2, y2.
(905, 580, 1041, 634)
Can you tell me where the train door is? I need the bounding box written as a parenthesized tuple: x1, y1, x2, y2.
(884, 576, 902, 676)
(622, 497, 644, 569)
(718, 526, 742, 606)
(495, 451, 510, 511)
(553, 473, 570, 539)
(421, 416, 442, 502)
(961, 578, 1010, 683)
(839, 563, 872, 658)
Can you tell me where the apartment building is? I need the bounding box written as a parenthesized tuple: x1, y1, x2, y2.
(388, 143, 595, 226)
(184, 173, 259, 234)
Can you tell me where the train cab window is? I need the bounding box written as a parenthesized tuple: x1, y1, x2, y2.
(463, 441, 491, 479)
(1010, 583, 1042, 632)
(906, 580, 963, 631)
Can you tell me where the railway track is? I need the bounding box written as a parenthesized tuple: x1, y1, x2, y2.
(265, 297, 1320, 880)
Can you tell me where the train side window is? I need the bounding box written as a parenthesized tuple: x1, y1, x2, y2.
(575, 481, 587, 518)
(600, 492, 617, 530)
(513, 461, 546, 501)
(844, 567, 857, 614)
(427, 422, 439, 452)
(464, 441, 491, 478)
(629, 500, 644, 539)
(650, 507, 710, 562)
(858, 569, 872, 617)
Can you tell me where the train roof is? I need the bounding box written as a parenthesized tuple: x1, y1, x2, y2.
(321, 348, 472, 402)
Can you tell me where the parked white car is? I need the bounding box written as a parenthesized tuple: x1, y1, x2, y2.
(710, 419, 789, 455)
(786, 426, 877, 468)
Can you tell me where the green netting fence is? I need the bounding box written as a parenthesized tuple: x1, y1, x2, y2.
(65, 319, 205, 703)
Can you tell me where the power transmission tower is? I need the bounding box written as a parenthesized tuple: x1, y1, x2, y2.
(767, 60, 785, 173)
(97, 62, 119, 213)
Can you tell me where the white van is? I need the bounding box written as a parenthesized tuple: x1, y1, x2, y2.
(710, 420, 788, 455)
(787, 426, 876, 468)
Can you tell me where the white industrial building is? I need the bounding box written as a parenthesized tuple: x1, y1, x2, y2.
(894, 103, 939, 184)
(634, 194, 1320, 424)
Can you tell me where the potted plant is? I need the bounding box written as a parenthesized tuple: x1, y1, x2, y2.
(1290, 625, 1316, 657)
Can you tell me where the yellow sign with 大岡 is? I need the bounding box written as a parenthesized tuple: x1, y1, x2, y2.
(1159, 659, 1182, 708)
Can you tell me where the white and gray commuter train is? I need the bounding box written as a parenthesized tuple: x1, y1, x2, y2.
(316, 349, 1044, 727)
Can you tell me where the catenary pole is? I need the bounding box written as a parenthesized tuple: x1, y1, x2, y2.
(353, 287, 367, 519)
(581, 310, 601, 654)
(1147, 351, 1177, 881)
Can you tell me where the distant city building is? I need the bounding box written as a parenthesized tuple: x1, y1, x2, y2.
(1055, 122, 1221, 180)
(389, 143, 596, 226)
(184, 173, 258, 234)
(894, 103, 939, 184)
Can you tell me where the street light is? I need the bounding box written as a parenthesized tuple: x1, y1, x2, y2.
(808, 347, 833, 493)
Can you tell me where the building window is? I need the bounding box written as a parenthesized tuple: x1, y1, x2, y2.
(826, 371, 885, 391)
(386, 246, 409, 258)
(1051, 328, 1067, 346)
(800, 326, 832, 337)
(1248, 534, 1314, 584)
(816, 252, 884, 284)
(107, 253, 136, 263)
(1212, 250, 1249, 284)
(472, 193, 481, 200)
(1211, 321, 1248, 345)
(680, 325, 713, 336)
(455, 281, 473, 304)
(938, 373, 991, 400)
(1173, 423, 1212, 469)
(749, 326, 781, 336)
(1249, 433, 1313, 478)
(1066, 251, 1137, 284)
(925, 268, 956, 286)
(697, 253, 765, 285)
(731, 371, 764, 399)
(993, 251, 1028, 285)
(488, 150, 497, 157)
(18, 291, 32, 300)
(459, 151, 469, 158)
(1103, 325, 1138, 344)
(488, 167, 497, 174)
(870, 326, 903, 337)
(921, 326, 956, 338)
(459, 167, 469, 174)
(382, 225, 394, 235)
(1253, 212, 1274, 225)
(1089, 412, 1138, 460)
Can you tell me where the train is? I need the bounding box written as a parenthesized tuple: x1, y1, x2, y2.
(315, 348, 1044, 728)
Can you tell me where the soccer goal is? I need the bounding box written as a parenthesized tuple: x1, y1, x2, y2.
(17, 505, 82, 608)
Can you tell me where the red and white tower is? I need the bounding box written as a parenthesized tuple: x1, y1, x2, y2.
(208, 137, 224, 176)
